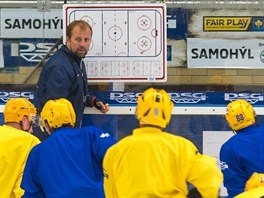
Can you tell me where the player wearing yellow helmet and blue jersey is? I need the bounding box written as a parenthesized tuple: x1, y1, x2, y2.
(103, 88, 223, 198)
(220, 99, 264, 198)
(21, 98, 116, 198)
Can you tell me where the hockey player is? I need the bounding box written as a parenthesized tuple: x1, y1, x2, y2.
(103, 88, 222, 198)
(0, 98, 40, 197)
(21, 98, 116, 198)
(220, 99, 264, 197)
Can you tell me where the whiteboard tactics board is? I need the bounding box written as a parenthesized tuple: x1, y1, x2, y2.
(63, 3, 167, 82)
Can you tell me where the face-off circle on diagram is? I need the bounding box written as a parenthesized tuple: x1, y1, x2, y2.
(108, 26, 123, 41)
(137, 36, 152, 51)
(137, 15, 151, 31)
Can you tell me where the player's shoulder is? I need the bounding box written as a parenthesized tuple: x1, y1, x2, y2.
(81, 125, 112, 138)
(165, 132, 193, 144)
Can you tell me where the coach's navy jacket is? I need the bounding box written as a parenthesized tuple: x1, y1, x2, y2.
(35, 45, 95, 127)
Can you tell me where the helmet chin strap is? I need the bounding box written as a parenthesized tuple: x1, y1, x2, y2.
(19, 121, 32, 132)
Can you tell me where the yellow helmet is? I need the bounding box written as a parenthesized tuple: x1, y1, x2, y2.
(225, 99, 255, 131)
(4, 98, 37, 123)
(40, 98, 76, 130)
(245, 172, 264, 191)
(136, 88, 174, 129)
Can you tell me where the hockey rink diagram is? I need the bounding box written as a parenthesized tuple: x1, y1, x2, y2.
(63, 4, 166, 82)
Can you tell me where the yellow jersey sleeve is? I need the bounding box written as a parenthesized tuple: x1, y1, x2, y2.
(187, 154, 223, 198)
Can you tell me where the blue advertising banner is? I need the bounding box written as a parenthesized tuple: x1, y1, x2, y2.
(1, 91, 264, 106)
(3, 38, 59, 67)
(88, 91, 264, 107)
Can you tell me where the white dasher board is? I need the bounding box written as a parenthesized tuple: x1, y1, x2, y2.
(63, 3, 167, 82)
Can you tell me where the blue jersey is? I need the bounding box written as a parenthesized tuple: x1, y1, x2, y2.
(220, 124, 264, 198)
(21, 126, 116, 198)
